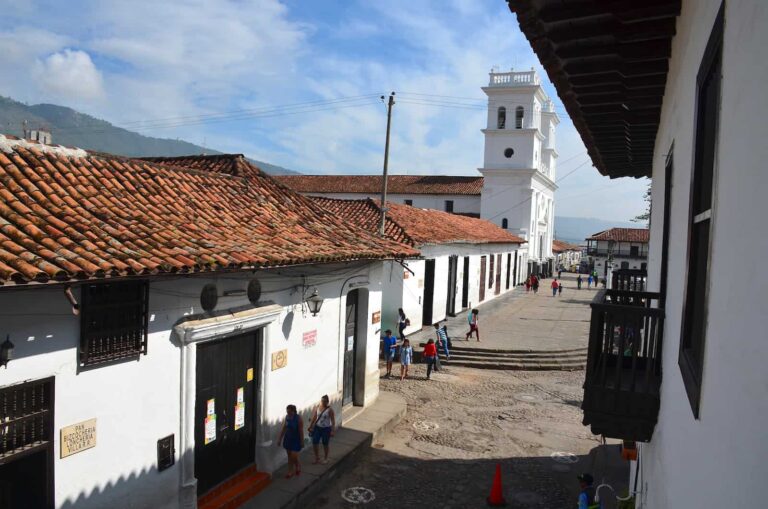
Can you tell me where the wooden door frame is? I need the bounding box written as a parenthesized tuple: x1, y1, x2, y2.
(342, 290, 359, 407)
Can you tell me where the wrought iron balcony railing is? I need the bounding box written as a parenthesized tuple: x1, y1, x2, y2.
(582, 289, 664, 442)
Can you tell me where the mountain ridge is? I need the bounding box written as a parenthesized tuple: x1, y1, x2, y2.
(0, 96, 298, 175)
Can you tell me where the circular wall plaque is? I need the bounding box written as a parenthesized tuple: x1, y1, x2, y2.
(200, 284, 218, 311)
(247, 278, 262, 303)
(504, 147, 514, 158)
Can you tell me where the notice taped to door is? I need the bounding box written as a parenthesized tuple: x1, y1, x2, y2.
(204, 415, 216, 444)
(235, 403, 245, 430)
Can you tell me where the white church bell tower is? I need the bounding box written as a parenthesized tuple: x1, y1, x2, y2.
(479, 67, 559, 276)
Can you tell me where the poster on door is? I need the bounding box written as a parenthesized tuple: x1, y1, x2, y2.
(204, 415, 216, 444)
(234, 387, 245, 430)
(347, 335, 354, 351)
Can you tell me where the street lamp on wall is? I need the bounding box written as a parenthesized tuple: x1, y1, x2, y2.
(305, 288, 324, 317)
(0, 335, 15, 368)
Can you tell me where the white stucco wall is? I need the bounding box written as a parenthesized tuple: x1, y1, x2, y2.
(0, 261, 384, 509)
(637, 2, 768, 508)
(303, 191, 481, 216)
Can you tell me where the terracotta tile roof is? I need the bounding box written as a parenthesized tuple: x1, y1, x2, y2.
(275, 175, 484, 195)
(312, 197, 525, 246)
(587, 228, 650, 243)
(142, 154, 260, 177)
(0, 135, 418, 286)
(311, 198, 414, 246)
(552, 239, 581, 252)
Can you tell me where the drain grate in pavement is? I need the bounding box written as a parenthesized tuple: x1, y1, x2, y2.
(550, 451, 579, 464)
(514, 393, 541, 403)
(413, 420, 440, 432)
(341, 487, 376, 504)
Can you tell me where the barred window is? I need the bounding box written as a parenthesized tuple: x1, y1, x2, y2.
(0, 378, 53, 462)
(80, 280, 149, 366)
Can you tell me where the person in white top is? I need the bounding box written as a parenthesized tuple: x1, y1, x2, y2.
(308, 395, 336, 464)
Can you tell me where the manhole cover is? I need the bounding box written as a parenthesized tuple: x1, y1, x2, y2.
(341, 487, 376, 504)
(550, 451, 579, 464)
(514, 393, 540, 403)
(413, 420, 440, 432)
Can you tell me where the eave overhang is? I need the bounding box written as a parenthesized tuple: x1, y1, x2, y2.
(507, 0, 681, 178)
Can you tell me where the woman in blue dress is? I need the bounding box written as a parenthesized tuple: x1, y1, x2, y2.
(277, 404, 304, 478)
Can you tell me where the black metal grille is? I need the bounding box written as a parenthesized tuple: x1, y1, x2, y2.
(80, 280, 149, 366)
(0, 378, 53, 464)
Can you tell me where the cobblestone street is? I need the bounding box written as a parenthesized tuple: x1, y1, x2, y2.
(314, 275, 627, 508)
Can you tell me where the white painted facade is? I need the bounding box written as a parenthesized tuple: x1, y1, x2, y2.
(633, 2, 768, 508)
(301, 191, 480, 217)
(479, 69, 558, 272)
(380, 243, 526, 337)
(0, 261, 384, 509)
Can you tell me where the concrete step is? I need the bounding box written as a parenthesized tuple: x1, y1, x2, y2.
(421, 343, 587, 355)
(446, 350, 586, 361)
(446, 358, 585, 371)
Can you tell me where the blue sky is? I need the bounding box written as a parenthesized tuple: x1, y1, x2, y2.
(0, 0, 648, 221)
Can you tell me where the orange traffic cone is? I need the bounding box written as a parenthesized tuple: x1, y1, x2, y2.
(486, 463, 507, 506)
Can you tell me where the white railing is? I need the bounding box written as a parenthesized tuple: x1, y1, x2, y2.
(488, 70, 540, 87)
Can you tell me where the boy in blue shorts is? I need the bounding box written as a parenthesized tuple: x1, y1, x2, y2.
(382, 329, 398, 377)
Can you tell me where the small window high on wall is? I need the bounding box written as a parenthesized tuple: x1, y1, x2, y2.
(501, 218, 508, 229)
(497, 107, 506, 129)
(515, 106, 524, 129)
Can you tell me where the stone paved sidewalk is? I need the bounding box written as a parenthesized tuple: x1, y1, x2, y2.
(410, 272, 599, 351)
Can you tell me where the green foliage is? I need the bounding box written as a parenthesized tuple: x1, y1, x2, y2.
(617, 495, 636, 509)
(631, 181, 651, 224)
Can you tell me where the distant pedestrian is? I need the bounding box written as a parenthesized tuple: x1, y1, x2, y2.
(382, 329, 398, 377)
(558, 282, 563, 295)
(525, 277, 531, 292)
(308, 395, 335, 465)
(577, 473, 602, 509)
(601, 278, 607, 289)
(399, 339, 413, 381)
(558, 269, 562, 279)
(434, 322, 450, 360)
(551, 278, 559, 297)
(277, 404, 304, 478)
(397, 308, 409, 341)
(531, 275, 539, 294)
(577, 275, 583, 289)
(587, 275, 593, 288)
(423, 338, 438, 379)
(465, 309, 480, 341)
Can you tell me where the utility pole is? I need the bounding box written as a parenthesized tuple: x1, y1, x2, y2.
(378, 92, 395, 236)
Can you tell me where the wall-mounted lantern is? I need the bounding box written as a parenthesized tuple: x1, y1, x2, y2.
(305, 288, 324, 317)
(1, 335, 15, 368)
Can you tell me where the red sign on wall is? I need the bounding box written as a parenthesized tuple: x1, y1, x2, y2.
(303, 330, 317, 348)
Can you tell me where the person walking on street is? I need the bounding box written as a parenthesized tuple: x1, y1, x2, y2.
(465, 309, 480, 341)
(587, 274, 593, 288)
(399, 338, 413, 381)
(308, 395, 335, 465)
(558, 269, 562, 279)
(397, 308, 408, 341)
(525, 277, 531, 292)
(531, 275, 540, 294)
(551, 278, 559, 297)
(423, 339, 438, 379)
(577, 275, 583, 289)
(558, 281, 563, 296)
(276, 404, 304, 478)
(434, 322, 450, 360)
(382, 329, 398, 377)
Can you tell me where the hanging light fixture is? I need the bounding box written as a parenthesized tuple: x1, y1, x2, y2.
(305, 288, 324, 316)
(0, 335, 15, 368)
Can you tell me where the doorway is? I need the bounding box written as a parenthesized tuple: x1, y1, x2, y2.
(461, 257, 470, 309)
(513, 251, 518, 286)
(195, 332, 259, 496)
(479, 256, 487, 302)
(422, 259, 436, 325)
(446, 256, 458, 316)
(0, 378, 54, 509)
(495, 254, 502, 295)
(506, 253, 512, 290)
(343, 290, 359, 406)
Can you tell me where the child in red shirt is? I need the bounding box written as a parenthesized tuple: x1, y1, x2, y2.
(423, 339, 437, 379)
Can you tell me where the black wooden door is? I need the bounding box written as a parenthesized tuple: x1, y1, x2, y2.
(513, 251, 518, 287)
(506, 253, 512, 290)
(195, 332, 258, 495)
(461, 257, 470, 309)
(422, 259, 436, 325)
(479, 256, 487, 302)
(446, 256, 458, 316)
(343, 290, 358, 406)
(495, 254, 502, 295)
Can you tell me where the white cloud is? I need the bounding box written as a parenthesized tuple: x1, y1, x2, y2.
(34, 49, 104, 101)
